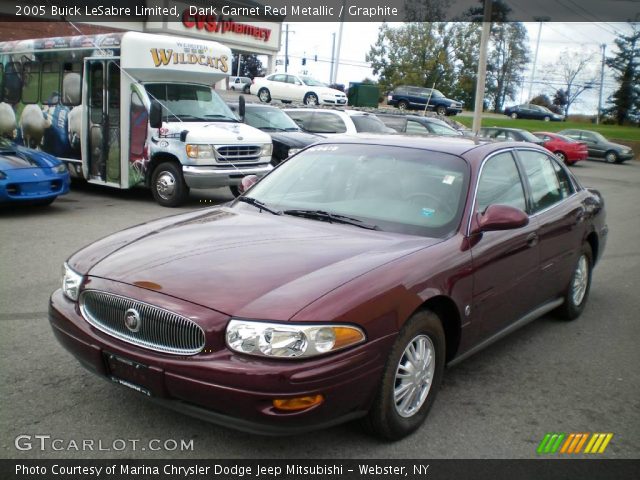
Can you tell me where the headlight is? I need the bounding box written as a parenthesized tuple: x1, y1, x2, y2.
(61, 262, 83, 301)
(287, 148, 300, 157)
(186, 144, 215, 159)
(226, 319, 365, 359)
(52, 163, 67, 174)
(260, 143, 273, 157)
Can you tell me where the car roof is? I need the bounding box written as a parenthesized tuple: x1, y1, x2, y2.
(480, 126, 528, 133)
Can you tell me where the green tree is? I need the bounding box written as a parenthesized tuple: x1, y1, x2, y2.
(231, 53, 263, 78)
(366, 22, 457, 96)
(449, 22, 482, 108)
(605, 24, 640, 125)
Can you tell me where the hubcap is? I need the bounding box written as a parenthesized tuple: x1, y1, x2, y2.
(259, 90, 269, 102)
(606, 153, 616, 163)
(572, 255, 589, 306)
(156, 171, 176, 200)
(393, 334, 435, 418)
(306, 95, 317, 105)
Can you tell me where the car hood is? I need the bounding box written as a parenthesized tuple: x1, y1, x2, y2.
(315, 87, 346, 96)
(81, 208, 436, 320)
(266, 130, 322, 147)
(0, 146, 60, 170)
(176, 122, 271, 145)
(607, 141, 632, 151)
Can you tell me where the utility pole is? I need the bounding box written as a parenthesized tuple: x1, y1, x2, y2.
(329, 32, 336, 84)
(236, 53, 242, 77)
(596, 43, 606, 125)
(472, 0, 492, 135)
(284, 24, 289, 73)
(332, 0, 346, 84)
(527, 17, 549, 102)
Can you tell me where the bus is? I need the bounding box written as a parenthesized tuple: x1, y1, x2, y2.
(0, 32, 273, 206)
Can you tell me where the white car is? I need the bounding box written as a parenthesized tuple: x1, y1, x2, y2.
(250, 74, 348, 106)
(283, 108, 395, 136)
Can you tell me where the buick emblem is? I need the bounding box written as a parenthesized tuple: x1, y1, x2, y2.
(124, 308, 141, 333)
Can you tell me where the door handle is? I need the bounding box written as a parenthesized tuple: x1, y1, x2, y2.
(526, 232, 539, 247)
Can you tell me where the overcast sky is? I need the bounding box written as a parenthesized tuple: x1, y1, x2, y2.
(270, 22, 635, 114)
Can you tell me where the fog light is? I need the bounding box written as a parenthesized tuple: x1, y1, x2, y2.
(273, 395, 324, 411)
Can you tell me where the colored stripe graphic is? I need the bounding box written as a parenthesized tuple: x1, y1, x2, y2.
(538, 433, 613, 454)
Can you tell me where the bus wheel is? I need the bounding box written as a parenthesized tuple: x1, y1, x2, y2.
(151, 162, 189, 207)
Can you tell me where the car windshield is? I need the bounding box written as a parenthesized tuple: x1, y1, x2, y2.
(556, 134, 578, 143)
(245, 107, 300, 131)
(145, 83, 237, 122)
(591, 132, 608, 142)
(430, 89, 445, 98)
(237, 143, 470, 238)
(519, 130, 542, 142)
(425, 119, 460, 136)
(0, 138, 16, 151)
(300, 76, 327, 87)
(351, 115, 394, 133)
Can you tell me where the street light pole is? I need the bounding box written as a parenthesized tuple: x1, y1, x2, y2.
(596, 43, 606, 125)
(472, 0, 492, 135)
(284, 24, 289, 73)
(527, 17, 548, 102)
(329, 32, 336, 84)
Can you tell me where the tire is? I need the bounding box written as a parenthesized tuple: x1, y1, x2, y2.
(543, 116, 551, 122)
(556, 243, 593, 320)
(363, 310, 445, 440)
(604, 150, 618, 164)
(258, 88, 271, 103)
(510, 112, 518, 119)
(303, 92, 319, 106)
(554, 151, 568, 164)
(436, 105, 447, 116)
(243, 85, 250, 94)
(397, 100, 409, 110)
(151, 162, 189, 207)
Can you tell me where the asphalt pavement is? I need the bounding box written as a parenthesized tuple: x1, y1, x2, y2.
(1, 158, 639, 459)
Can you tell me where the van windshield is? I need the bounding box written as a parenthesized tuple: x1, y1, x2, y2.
(145, 83, 237, 122)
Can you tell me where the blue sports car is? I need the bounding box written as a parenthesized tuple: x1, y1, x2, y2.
(0, 139, 70, 206)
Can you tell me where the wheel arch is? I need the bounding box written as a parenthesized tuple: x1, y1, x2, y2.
(413, 295, 462, 363)
(146, 152, 181, 187)
(586, 230, 599, 266)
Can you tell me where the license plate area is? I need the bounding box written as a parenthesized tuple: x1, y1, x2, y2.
(104, 352, 156, 396)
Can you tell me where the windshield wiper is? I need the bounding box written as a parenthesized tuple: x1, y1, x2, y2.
(237, 196, 282, 215)
(260, 126, 288, 132)
(203, 114, 239, 122)
(283, 209, 379, 230)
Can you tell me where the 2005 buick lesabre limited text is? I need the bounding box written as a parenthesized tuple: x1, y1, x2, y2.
(50, 136, 607, 440)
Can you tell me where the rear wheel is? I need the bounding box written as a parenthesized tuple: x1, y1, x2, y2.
(151, 162, 189, 207)
(363, 310, 445, 440)
(554, 151, 568, 164)
(397, 100, 409, 110)
(556, 244, 593, 320)
(543, 116, 551, 122)
(604, 150, 618, 163)
(258, 88, 271, 103)
(303, 92, 319, 105)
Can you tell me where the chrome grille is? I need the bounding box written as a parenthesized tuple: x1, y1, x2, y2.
(80, 290, 205, 355)
(216, 145, 261, 162)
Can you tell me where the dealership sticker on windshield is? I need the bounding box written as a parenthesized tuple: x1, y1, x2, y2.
(442, 175, 456, 185)
(421, 208, 435, 217)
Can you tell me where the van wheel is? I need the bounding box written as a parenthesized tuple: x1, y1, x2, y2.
(362, 310, 445, 440)
(258, 88, 271, 103)
(556, 244, 593, 320)
(151, 162, 189, 207)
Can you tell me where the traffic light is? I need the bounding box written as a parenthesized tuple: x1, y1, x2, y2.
(302, 58, 306, 65)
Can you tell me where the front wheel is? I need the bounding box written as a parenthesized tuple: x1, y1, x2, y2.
(258, 88, 271, 103)
(363, 310, 445, 440)
(436, 105, 447, 116)
(556, 244, 593, 320)
(511, 112, 518, 119)
(303, 92, 319, 105)
(604, 151, 618, 163)
(397, 100, 409, 110)
(543, 116, 551, 122)
(151, 162, 189, 207)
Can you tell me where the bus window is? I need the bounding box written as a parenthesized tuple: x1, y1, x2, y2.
(62, 63, 82, 106)
(89, 63, 103, 124)
(22, 62, 41, 104)
(4, 63, 22, 104)
(41, 62, 61, 105)
(107, 61, 119, 125)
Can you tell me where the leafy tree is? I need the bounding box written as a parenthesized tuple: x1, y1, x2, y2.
(541, 50, 597, 118)
(605, 24, 640, 125)
(449, 22, 482, 108)
(231, 53, 263, 78)
(366, 22, 457, 96)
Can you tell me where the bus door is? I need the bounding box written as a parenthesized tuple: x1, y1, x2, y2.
(84, 58, 120, 184)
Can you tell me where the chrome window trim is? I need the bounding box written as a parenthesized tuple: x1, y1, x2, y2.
(80, 290, 205, 356)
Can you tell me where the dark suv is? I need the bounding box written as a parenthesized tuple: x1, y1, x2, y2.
(387, 86, 463, 116)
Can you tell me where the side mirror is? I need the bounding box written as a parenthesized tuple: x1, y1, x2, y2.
(149, 101, 162, 129)
(472, 204, 529, 234)
(238, 95, 246, 122)
(240, 175, 259, 194)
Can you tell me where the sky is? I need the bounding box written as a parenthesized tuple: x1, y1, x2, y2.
(268, 22, 635, 115)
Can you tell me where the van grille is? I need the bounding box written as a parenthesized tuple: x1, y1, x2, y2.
(80, 290, 205, 355)
(216, 145, 262, 162)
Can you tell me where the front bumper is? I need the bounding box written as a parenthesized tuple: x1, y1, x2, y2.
(182, 163, 272, 189)
(0, 171, 70, 203)
(49, 285, 391, 434)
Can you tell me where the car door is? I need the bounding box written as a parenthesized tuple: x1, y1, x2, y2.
(284, 75, 304, 102)
(268, 74, 287, 99)
(580, 131, 604, 158)
(470, 151, 540, 340)
(515, 149, 586, 305)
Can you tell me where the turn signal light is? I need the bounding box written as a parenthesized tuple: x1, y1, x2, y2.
(273, 395, 324, 411)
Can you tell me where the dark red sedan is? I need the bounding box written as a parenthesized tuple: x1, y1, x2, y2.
(533, 131, 589, 165)
(50, 136, 607, 440)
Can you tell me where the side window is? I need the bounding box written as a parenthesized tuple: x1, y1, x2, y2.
(284, 110, 313, 129)
(62, 63, 82, 106)
(406, 120, 429, 134)
(518, 150, 569, 213)
(3, 62, 22, 103)
(271, 74, 285, 83)
(308, 112, 347, 133)
(41, 62, 61, 105)
(285, 75, 298, 84)
(476, 152, 527, 213)
(551, 157, 574, 198)
(378, 116, 405, 131)
(22, 62, 41, 104)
